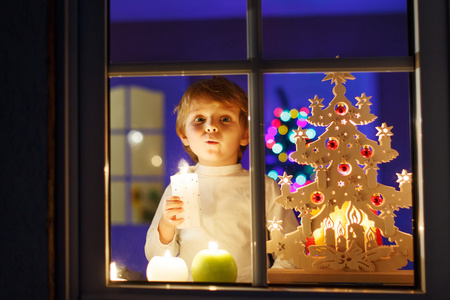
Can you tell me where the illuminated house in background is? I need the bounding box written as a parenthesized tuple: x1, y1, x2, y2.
(267, 73, 413, 276)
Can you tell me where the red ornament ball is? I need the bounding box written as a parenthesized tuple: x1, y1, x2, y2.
(335, 103, 348, 115)
(311, 191, 324, 204)
(338, 163, 352, 176)
(371, 193, 384, 206)
(361, 146, 372, 158)
(327, 138, 339, 150)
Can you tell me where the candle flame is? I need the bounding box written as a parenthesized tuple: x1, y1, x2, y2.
(346, 204, 362, 225)
(209, 241, 218, 251)
(164, 250, 172, 258)
(324, 217, 334, 229)
(178, 159, 189, 174)
(366, 227, 376, 242)
(337, 221, 345, 236)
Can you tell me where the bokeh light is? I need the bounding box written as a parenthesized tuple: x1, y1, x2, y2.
(306, 128, 316, 139)
(296, 174, 307, 186)
(288, 132, 296, 144)
(268, 170, 279, 181)
(272, 143, 283, 154)
(128, 130, 144, 145)
(280, 111, 291, 122)
(271, 118, 281, 128)
(278, 125, 288, 135)
(266, 139, 275, 149)
(297, 118, 308, 128)
(290, 109, 299, 118)
(268, 126, 278, 136)
(299, 107, 310, 116)
(287, 151, 295, 162)
(274, 107, 283, 118)
(278, 152, 288, 162)
(150, 155, 163, 167)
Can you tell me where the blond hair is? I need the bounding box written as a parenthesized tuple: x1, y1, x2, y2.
(174, 76, 248, 163)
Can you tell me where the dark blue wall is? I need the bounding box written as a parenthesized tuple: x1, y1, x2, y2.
(0, 1, 50, 299)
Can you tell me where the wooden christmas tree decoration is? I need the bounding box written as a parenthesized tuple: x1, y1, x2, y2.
(267, 73, 413, 284)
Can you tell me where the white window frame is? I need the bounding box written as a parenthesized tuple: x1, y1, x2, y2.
(56, 0, 450, 298)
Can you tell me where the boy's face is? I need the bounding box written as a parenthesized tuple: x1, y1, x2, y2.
(180, 99, 249, 166)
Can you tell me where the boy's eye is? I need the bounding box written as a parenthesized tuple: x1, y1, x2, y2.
(220, 116, 231, 122)
(194, 116, 206, 122)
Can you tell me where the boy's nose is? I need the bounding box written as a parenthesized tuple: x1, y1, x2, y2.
(205, 121, 218, 132)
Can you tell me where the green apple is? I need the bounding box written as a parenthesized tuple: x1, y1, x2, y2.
(191, 248, 237, 283)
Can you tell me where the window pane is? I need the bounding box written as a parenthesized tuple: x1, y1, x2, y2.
(264, 72, 414, 286)
(109, 75, 250, 282)
(262, 0, 409, 59)
(110, 0, 247, 63)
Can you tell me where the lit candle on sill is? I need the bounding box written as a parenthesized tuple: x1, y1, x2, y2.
(170, 159, 202, 229)
(191, 241, 237, 283)
(110, 262, 127, 281)
(146, 250, 189, 282)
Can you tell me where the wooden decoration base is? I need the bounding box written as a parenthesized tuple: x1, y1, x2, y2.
(268, 269, 414, 286)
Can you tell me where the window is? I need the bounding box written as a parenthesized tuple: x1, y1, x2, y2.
(59, 0, 450, 298)
(108, 0, 416, 288)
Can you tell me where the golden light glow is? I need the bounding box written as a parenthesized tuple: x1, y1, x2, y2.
(312, 202, 375, 245)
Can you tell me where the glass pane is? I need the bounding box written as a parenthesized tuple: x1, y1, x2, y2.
(262, 0, 409, 59)
(109, 75, 253, 283)
(264, 72, 414, 286)
(110, 0, 247, 63)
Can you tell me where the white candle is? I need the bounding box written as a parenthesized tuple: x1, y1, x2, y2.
(146, 250, 189, 282)
(170, 161, 202, 229)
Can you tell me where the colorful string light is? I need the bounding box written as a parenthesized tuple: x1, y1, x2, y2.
(265, 106, 317, 188)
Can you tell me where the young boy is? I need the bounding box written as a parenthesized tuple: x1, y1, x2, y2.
(144, 76, 298, 282)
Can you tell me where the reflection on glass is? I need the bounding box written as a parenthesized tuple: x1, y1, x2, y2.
(263, 72, 414, 286)
(262, 0, 408, 59)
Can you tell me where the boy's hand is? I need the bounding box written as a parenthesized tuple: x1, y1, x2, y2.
(158, 196, 184, 244)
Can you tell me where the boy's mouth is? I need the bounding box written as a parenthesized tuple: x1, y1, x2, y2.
(206, 140, 218, 144)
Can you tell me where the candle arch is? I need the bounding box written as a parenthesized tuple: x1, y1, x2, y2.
(266, 72, 413, 273)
